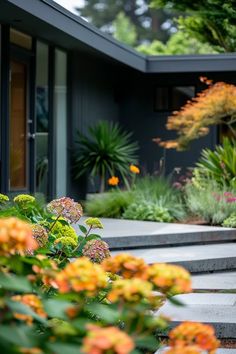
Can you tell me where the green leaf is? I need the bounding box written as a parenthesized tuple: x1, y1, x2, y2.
(168, 296, 185, 306)
(43, 299, 72, 319)
(47, 343, 82, 354)
(85, 303, 119, 323)
(135, 336, 159, 350)
(0, 325, 37, 347)
(79, 225, 87, 234)
(7, 300, 47, 325)
(0, 273, 32, 292)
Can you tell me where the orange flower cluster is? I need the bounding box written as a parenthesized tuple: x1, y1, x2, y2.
(102, 253, 148, 279)
(168, 322, 220, 354)
(146, 263, 192, 295)
(130, 164, 140, 174)
(155, 80, 236, 150)
(0, 217, 38, 256)
(108, 278, 153, 303)
(11, 294, 47, 325)
(20, 348, 42, 354)
(53, 257, 108, 295)
(166, 346, 202, 354)
(108, 176, 119, 186)
(82, 324, 135, 354)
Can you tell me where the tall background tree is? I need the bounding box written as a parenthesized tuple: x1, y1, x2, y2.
(76, 0, 177, 44)
(151, 0, 236, 52)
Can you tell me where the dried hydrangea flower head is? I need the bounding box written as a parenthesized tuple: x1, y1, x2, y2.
(0, 217, 38, 255)
(11, 294, 47, 325)
(47, 197, 83, 224)
(82, 239, 110, 263)
(31, 224, 48, 248)
(85, 217, 103, 229)
(82, 324, 135, 354)
(14, 194, 35, 208)
(168, 322, 220, 354)
(0, 194, 9, 204)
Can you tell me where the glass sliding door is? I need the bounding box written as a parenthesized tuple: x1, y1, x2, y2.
(9, 60, 28, 190)
(35, 41, 49, 197)
(54, 49, 67, 197)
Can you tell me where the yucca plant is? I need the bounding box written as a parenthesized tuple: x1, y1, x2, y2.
(73, 121, 138, 192)
(197, 137, 236, 188)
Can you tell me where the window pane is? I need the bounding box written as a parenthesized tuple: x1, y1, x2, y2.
(10, 61, 27, 190)
(54, 49, 67, 197)
(10, 28, 32, 50)
(172, 86, 195, 110)
(36, 41, 49, 196)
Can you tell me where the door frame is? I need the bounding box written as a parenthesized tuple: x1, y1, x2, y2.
(9, 43, 36, 194)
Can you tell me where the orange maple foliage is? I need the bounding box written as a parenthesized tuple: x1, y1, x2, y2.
(154, 78, 236, 150)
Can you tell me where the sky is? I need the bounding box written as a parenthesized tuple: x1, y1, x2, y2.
(54, 0, 85, 14)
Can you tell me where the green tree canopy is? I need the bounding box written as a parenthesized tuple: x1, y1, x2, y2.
(113, 12, 137, 46)
(137, 30, 216, 55)
(151, 0, 236, 52)
(76, 0, 178, 44)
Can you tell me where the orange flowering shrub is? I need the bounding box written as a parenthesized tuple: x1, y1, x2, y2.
(0, 217, 38, 255)
(82, 324, 135, 354)
(146, 263, 192, 295)
(107, 278, 153, 303)
(166, 346, 203, 354)
(102, 253, 148, 279)
(52, 257, 108, 295)
(20, 348, 43, 354)
(108, 176, 119, 186)
(168, 322, 220, 354)
(130, 164, 140, 174)
(155, 79, 236, 150)
(11, 294, 47, 325)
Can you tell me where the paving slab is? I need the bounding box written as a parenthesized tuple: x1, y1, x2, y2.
(156, 348, 236, 353)
(75, 218, 236, 249)
(156, 293, 236, 338)
(192, 272, 236, 290)
(111, 243, 236, 273)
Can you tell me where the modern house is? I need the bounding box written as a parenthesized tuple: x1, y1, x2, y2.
(1, 0, 236, 199)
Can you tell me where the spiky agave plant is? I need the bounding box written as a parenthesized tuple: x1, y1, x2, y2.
(73, 121, 138, 192)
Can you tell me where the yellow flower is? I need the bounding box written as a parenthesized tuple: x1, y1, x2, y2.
(0, 194, 9, 204)
(85, 217, 104, 229)
(53, 257, 108, 295)
(82, 325, 135, 354)
(11, 294, 47, 325)
(130, 164, 140, 174)
(0, 217, 38, 255)
(14, 194, 35, 207)
(108, 278, 153, 303)
(146, 263, 192, 295)
(54, 236, 78, 247)
(108, 176, 119, 186)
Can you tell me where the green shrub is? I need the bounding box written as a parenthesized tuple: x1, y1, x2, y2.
(73, 121, 138, 192)
(85, 190, 135, 218)
(222, 213, 236, 228)
(85, 176, 186, 222)
(197, 137, 236, 188)
(122, 201, 173, 222)
(185, 181, 236, 224)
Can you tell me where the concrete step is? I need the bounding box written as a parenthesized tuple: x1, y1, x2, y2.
(192, 272, 236, 291)
(156, 293, 236, 339)
(77, 218, 236, 249)
(112, 243, 236, 273)
(156, 348, 236, 353)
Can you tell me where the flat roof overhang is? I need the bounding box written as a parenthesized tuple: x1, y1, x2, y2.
(0, 0, 236, 74)
(0, 0, 146, 71)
